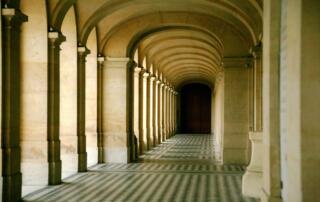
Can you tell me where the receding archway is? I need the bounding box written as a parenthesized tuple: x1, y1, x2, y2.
(180, 83, 211, 133)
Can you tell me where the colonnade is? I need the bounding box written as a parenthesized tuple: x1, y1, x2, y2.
(133, 65, 177, 156)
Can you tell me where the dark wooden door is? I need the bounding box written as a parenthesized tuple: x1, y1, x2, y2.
(180, 83, 211, 133)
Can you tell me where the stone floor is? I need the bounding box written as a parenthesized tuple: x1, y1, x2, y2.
(24, 134, 259, 202)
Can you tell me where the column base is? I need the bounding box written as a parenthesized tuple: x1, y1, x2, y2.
(3, 173, 22, 202)
(261, 188, 282, 202)
(242, 131, 263, 198)
(48, 161, 62, 185)
(78, 152, 87, 172)
(98, 147, 104, 163)
(242, 170, 262, 198)
(0, 176, 2, 199)
(158, 128, 163, 143)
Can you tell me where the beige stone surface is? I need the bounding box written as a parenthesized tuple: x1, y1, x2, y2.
(242, 132, 263, 198)
(60, 7, 78, 179)
(103, 58, 131, 163)
(261, 1, 282, 201)
(284, 1, 320, 201)
(20, 0, 49, 195)
(222, 67, 249, 165)
(86, 28, 98, 167)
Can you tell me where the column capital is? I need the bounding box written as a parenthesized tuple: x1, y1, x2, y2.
(150, 75, 157, 81)
(134, 66, 142, 73)
(77, 46, 90, 55)
(143, 72, 150, 78)
(2, 8, 28, 24)
(156, 79, 161, 84)
(97, 55, 105, 63)
(250, 44, 262, 59)
(105, 56, 132, 69)
(48, 31, 66, 46)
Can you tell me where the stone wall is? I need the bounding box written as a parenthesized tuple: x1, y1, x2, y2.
(223, 67, 249, 165)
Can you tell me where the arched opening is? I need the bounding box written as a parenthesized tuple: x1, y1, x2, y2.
(180, 83, 211, 133)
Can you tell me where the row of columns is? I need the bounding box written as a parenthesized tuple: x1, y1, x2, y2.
(1, 8, 106, 201)
(133, 66, 177, 156)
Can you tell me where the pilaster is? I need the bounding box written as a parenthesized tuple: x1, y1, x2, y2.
(1, 8, 27, 201)
(252, 45, 263, 132)
(242, 44, 263, 198)
(47, 31, 65, 185)
(97, 56, 105, 163)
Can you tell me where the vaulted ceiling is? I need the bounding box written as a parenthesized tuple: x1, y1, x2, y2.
(9, 0, 263, 89)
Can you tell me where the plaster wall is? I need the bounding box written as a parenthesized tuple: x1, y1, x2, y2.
(86, 28, 98, 167)
(103, 58, 130, 163)
(223, 67, 249, 165)
(20, 0, 48, 195)
(60, 7, 78, 178)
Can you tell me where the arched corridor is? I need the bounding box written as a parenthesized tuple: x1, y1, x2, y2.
(24, 134, 257, 202)
(1, 0, 320, 202)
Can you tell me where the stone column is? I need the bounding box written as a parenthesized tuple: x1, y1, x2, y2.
(158, 82, 164, 143)
(242, 45, 263, 198)
(174, 91, 177, 134)
(146, 75, 154, 148)
(138, 68, 145, 154)
(77, 46, 90, 172)
(171, 89, 175, 136)
(97, 56, 105, 163)
(142, 71, 150, 150)
(47, 30, 65, 186)
(153, 79, 159, 145)
(162, 83, 167, 141)
(138, 69, 150, 153)
(133, 67, 141, 157)
(1, 8, 27, 201)
(149, 75, 156, 147)
(166, 85, 170, 139)
(168, 87, 172, 137)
